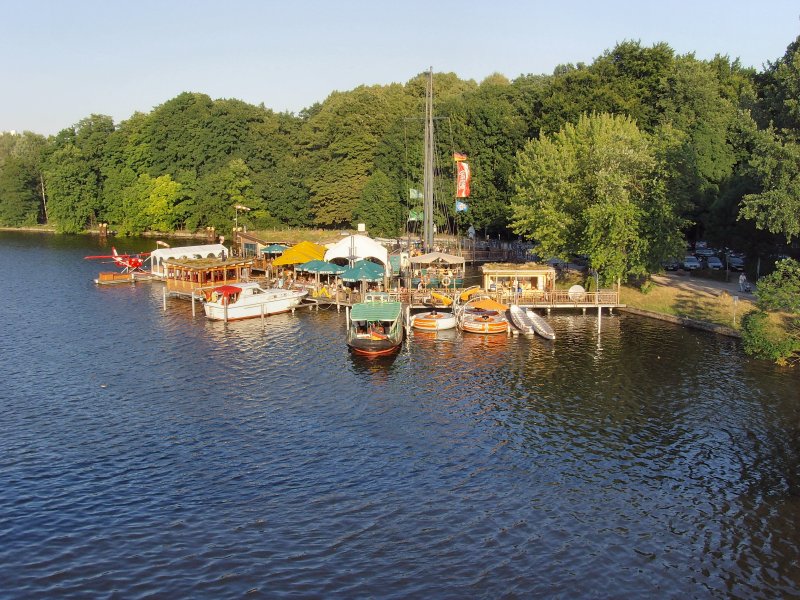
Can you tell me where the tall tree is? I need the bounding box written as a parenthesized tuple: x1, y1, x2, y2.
(510, 113, 685, 283)
(739, 128, 800, 242)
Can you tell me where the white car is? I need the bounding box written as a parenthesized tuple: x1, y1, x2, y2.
(682, 256, 701, 270)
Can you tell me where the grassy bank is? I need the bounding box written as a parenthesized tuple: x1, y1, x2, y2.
(619, 278, 756, 331)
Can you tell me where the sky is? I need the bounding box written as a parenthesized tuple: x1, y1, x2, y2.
(2, 0, 798, 136)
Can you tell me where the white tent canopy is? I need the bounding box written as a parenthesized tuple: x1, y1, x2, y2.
(324, 235, 389, 274)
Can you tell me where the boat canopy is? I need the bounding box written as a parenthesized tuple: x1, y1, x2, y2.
(410, 251, 465, 266)
(470, 298, 508, 311)
(272, 241, 326, 266)
(350, 302, 402, 321)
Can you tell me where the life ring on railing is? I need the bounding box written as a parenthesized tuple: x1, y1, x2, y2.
(441, 276, 451, 287)
(211, 292, 219, 303)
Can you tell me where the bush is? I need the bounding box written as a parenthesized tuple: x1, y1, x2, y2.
(741, 310, 800, 366)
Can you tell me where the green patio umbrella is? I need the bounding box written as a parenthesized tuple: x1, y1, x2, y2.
(261, 243, 289, 254)
(297, 260, 346, 275)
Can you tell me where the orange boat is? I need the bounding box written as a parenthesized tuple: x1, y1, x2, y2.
(458, 297, 510, 335)
(411, 310, 457, 331)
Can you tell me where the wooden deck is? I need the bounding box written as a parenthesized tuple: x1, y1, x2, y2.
(305, 286, 621, 310)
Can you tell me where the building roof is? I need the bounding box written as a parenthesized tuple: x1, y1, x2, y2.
(272, 241, 327, 266)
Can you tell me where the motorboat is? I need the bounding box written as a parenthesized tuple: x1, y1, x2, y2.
(346, 293, 404, 356)
(410, 309, 457, 331)
(203, 282, 307, 321)
(411, 292, 456, 331)
(457, 297, 509, 335)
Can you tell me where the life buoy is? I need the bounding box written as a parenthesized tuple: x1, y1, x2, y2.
(211, 292, 219, 302)
(441, 276, 451, 287)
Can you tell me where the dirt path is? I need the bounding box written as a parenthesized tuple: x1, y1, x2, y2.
(651, 271, 756, 300)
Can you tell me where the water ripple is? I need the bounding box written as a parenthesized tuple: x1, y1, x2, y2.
(2, 233, 800, 598)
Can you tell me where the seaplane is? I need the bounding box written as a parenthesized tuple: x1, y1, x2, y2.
(84, 247, 153, 285)
(84, 247, 150, 272)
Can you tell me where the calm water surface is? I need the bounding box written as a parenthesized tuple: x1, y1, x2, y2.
(1, 232, 799, 598)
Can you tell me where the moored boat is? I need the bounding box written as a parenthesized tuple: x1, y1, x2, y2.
(410, 309, 457, 331)
(526, 308, 556, 340)
(347, 293, 404, 356)
(457, 297, 510, 335)
(203, 282, 307, 321)
(509, 304, 536, 335)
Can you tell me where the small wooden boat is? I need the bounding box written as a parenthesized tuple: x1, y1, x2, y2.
(458, 297, 509, 335)
(526, 308, 556, 340)
(347, 293, 404, 356)
(203, 282, 307, 321)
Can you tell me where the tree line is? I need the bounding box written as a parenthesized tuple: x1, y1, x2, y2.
(1, 37, 799, 274)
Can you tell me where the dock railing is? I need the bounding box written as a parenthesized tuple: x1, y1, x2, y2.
(302, 284, 619, 308)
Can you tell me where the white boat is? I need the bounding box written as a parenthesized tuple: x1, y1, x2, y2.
(411, 291, 456, 331)
(525, 308, 556, 340)
(203, 282, 307, 321)
(410, 309, 457, 331)
(509, 304, 536, 335)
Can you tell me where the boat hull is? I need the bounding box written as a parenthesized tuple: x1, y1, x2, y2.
(460, 318, 509, 334)
(526, 309, 556, 340)
(347, 337, 402, 356)
(411, 311, 456, 331)
(203, 289, 306, 321)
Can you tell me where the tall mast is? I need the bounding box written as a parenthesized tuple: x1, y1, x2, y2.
(423, 67, 434, 253)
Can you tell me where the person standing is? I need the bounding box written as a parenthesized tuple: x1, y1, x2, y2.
(739, 272, 747, 292)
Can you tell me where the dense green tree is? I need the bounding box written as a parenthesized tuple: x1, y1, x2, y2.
(353, 170, 402, 237)
(44, 144, 99, 233)
(510, 113, 685, 283)
(301, 84, 410, 226)
(0, 155, 39, 225)
(755, 258, 800, 313)
(754, 35, 800, 136)
(44, 115, 115, 232)
(739, 129, 800, 242)
(0, 132, 48, 225)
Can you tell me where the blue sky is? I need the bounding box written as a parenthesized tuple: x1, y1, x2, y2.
(2, 0, 798, 135)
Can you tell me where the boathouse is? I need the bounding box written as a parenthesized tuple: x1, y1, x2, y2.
(149, 244, 228, 278)
(482, 263, 556, 297)
(161, 255, 254, 298)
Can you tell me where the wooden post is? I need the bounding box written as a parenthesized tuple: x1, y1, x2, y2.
(191, 293, 196, 317)
(162, 286, 167, 311)
(261, 302, 265, 322)
(224, 298, 228, 323)
(597, 305, 602, 333)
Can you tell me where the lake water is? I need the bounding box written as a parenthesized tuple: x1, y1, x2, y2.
(1, 232, 799, 598)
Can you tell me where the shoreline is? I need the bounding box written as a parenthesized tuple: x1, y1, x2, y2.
(0, 227, 745, 340)
(619, 306, 741, 338)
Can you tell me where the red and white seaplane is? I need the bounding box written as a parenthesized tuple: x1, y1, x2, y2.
(85, 247, 152, 284)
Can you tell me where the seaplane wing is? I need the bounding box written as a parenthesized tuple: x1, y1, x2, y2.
(84, 248, 149, 271)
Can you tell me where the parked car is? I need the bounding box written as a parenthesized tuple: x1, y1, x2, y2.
(695, 247, 715, 259)
(726, 255, 745, 271)
(705, 256, 724, 270)
(661, 258, 681, 271)
(682, 256, 701, 270)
